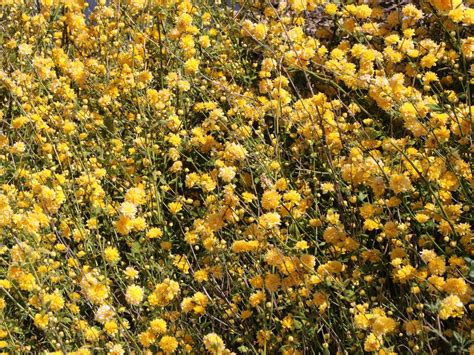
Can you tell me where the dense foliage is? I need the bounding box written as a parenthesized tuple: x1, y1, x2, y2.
(0, 0, 473, 353)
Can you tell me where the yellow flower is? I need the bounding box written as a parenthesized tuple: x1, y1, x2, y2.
(159, 335, 178, 353)
(449, 7, 464, 22)
(402, 4, 423, 19)
(364, 333, 381, 352)
(150, 318, 167, 334)
(146, 227, 163, 239)
(253, 23, 267, 41)
(404, 320, 422, 335)
(173, 255, 190, 274)
(11, 116, 29, 129)
(443, 278, 468, 296)
(259, 212, 281, 229)
(85, 283, 109, 304)
(104, 321, 118, 336)
(371, 316, 397, 336)
(43, 291, 65, 311)
(34, 314, 49, 329)
(115, 215, 133, 235)
(125, 187, 146, 205)
(289, 0, 309, 13)
(415, 213, 430, 223)
(421, 53, 438, 68)
(139, 330, 156, 348)
(231, 240, 259, 253)
(261, 190, 281, 210)
(199, 35, 211, 48)
(283, 190, 301, 204)
(95, 305, 114, 324)
(132, 217, 147, 231)
(242, 192, 256, 203)
(439, 295, 464, 319)
(218, 166, 236, 182)
(203, 333, 226, 354)
(84, 327, 101, 342)
(325, 3, 338, 15)
(148, 278, 180, 307)
(321, 183, 335, 194)
(167, 133, 182, 147)
(18, 272, 37, 291)
(123, 266, 139, 280)
(224, 142, 247, 161)
(295, 240, 309, 250)
(176, 13, 193, 32)
(399, 102, 418, 120)
(463, 8, 474, 24)
(109, 344, 125, 355)
(120, 201, 137, 219)
(104, 247, 120, 264)
(168, 201, 183, 215)
(18, 43, 32, 56)
(430, 0, 462, 12)
(125, 285, 144, 305)
(428, 256, 446, 275)
(354, 312, 370, 329)
(193, 269, 209, 282)
(127, 0, 146, 10)
(389, 174, 413, 194)
(184, 58, 200, 75)
(249, 290, 265, 307)
(395, 265, 416, 283)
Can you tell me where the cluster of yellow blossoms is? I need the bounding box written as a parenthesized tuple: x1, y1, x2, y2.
(0, 0, 472, 353)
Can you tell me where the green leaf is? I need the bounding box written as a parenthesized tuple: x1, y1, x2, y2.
(426, 103, 444, 112)
(237, 345, 249, 353)
(131, 242, 142, 254)
(358, 192, 367, 202)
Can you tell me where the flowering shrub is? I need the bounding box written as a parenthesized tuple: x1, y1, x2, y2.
(0, 0, 473, 353)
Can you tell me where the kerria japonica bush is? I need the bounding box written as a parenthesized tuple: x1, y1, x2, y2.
(0, 0, 472, 353)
